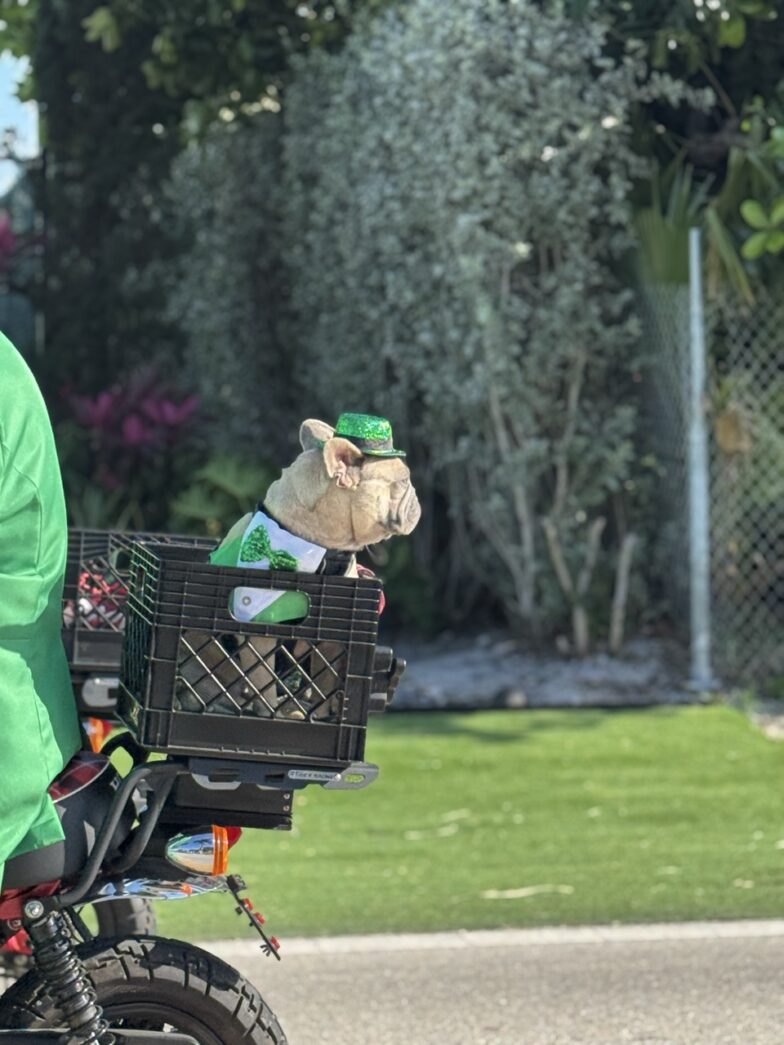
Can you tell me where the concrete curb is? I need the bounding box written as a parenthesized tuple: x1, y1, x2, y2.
(200, 919, 784, 958)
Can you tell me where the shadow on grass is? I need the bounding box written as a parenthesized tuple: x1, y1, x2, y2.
(378, 707, 613, 743)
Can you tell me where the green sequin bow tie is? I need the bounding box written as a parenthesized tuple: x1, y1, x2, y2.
(240, 523, 299, 570)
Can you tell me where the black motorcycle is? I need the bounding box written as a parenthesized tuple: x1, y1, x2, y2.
(0, 533, 401, 1043)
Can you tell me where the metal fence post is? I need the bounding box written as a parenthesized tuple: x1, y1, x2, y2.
(687, 227, 717, 690)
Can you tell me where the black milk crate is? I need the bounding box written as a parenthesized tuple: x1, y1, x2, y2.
(64, 528, 217, 675)
(118, 542, 383, 771)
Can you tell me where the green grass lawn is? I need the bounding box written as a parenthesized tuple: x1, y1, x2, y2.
(155, 705, 784, 940)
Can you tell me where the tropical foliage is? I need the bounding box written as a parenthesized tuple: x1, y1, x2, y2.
(168, 0, 699, 648)
(2, 0, 783, 649)
(578, 0, 784, 297)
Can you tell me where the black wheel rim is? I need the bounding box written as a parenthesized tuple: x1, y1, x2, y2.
(103, 1002, 222, 1045)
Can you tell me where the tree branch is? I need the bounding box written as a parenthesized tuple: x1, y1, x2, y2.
(609, 532, 637, 655)
(553, 349, 587, 518)
(541, 516, 574, 600)
(577, 516, 606, 599)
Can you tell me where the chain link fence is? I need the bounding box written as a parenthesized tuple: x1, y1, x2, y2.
(709, 292, 784, 685)
(644, 253, 784, 690)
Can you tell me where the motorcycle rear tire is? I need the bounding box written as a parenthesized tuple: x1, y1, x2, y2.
(0, 936, 286, 1044)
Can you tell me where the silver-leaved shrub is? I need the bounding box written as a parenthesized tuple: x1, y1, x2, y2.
(283, 0, 651, 644)
(168, 0, 693, 647)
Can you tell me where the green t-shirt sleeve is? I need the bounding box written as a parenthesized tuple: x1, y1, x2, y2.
(0, 333, 80, 871)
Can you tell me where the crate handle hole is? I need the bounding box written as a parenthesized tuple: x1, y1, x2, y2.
(229, 587, 310, 625)
(112, 547, 133, 572)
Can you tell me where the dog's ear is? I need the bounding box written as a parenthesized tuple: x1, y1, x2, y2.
(323, 437, 363, 489)
(300, 418, 334, 452)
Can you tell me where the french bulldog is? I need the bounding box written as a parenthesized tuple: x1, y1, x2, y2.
(177, 415, 420, 721)
(264, 417, 421, 560)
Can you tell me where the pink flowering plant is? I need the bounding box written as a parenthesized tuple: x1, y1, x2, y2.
(0, 210, 17, 273)
(59, 366, 202, 529)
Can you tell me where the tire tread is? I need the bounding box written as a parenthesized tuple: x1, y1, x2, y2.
(0, 936, 286, 1044)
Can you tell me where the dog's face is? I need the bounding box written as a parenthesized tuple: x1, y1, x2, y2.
(264, 418, 421, 551)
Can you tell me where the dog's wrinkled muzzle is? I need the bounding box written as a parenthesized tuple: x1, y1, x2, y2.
(390, 485, 421, 535)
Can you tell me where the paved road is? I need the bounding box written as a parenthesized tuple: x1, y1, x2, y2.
(207, 921, 784, 1045)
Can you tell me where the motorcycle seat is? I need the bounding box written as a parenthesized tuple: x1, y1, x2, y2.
(2, 751, 130, 891)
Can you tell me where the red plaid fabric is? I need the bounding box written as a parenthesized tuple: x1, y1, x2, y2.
(47, 751, 109, 803)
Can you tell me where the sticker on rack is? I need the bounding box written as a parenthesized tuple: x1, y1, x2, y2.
(287, 769, 340, 783)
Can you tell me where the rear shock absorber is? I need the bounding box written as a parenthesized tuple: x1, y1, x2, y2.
(23, 900, 115, 1044)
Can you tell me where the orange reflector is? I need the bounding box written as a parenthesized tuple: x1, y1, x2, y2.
(84, 717, 113, 754)
(211, 826, 229, 876)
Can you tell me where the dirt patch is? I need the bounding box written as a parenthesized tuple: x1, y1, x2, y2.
(389, 633, 696, 710)
(748, 703, 784, 741)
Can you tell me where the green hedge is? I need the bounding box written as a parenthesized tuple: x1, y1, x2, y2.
(166, 115, 293, 461)
(167, 0, 686, 645)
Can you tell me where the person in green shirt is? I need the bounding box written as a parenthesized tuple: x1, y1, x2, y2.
(0, 333, 81, 887)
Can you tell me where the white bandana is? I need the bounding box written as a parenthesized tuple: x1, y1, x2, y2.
(222, 509, 327, 623)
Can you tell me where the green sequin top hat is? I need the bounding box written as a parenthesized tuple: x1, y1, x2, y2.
(333, 412, 406, 458)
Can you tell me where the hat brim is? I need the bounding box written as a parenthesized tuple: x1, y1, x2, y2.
(316, 438, 406, 458)
(361, 447, 407, 458)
